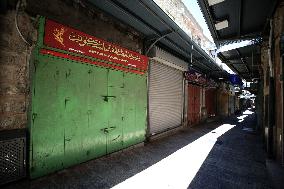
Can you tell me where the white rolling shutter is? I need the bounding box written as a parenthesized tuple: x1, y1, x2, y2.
(148, 60, 183, 135)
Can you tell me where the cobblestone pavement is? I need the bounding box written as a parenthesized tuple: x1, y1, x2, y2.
(3, 110, 272, 189)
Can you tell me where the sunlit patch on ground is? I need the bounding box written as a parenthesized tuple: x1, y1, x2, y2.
(112, 124, 236, 189)
(237, 109, 254, 122)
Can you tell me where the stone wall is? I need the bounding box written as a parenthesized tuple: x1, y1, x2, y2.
(153, 0, 212, 49)
(217, 88, 229, 117)
(260, 40, 269, 145)
(26, 0, 143, 53)
(272, 2, 284, 163)
(0, 0, 143, 131)
(0, 9, 36, 131)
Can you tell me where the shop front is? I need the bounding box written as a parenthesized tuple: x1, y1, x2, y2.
(205, 88, 217, 118)
(29, 18, 148, 178)
(217, 83, 230, 117)
(148, 47, 188, 135)
(229, 85, 236, 115)
(185, 70, 208, 126)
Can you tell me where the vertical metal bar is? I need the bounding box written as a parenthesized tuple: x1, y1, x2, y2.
(181, 75, 185, 127)
(146, 59, 151, 138)
(184, 79, 188, 126)
(37, 17, 46, 48)
(190, 45, 193, 67)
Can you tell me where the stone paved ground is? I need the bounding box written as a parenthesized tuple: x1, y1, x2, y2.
(188, 111, 271, 189)
(3, 110, 272, 189)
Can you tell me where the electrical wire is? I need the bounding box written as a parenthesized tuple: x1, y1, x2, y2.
(15, 0, 31, 46)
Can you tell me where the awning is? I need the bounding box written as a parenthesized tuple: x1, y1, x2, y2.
(86, 0, 229, 79)
(218, 44, 261, 80)
(197, 0, 278, 46)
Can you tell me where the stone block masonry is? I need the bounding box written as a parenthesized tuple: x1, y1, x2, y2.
(0, 10, 36, 131)
(26, 0, 143, 53)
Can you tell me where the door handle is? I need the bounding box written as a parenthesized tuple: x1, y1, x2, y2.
(101, 126, 116, 134)
(101, 95, 116, 102)
(101, 128, 109, 134)
(106, 126, 116, 132)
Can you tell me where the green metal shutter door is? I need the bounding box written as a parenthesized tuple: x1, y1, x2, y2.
(30, 57, 66, 177)
(122, 73, 147, 146)
(148, 60, 183, 135)
(30, 54, 147, 178)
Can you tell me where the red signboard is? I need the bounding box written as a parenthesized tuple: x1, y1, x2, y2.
(43, 19, 148, 73)
(184, 71, 207, 85)
(184, 70, 217, 87)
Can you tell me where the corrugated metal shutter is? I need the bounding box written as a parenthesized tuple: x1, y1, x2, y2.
(148, 60, 183, 134)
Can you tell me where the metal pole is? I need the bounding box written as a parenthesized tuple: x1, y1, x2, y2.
(145, 31, 175, 56)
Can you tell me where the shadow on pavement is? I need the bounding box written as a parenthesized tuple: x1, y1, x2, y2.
(3, 110, 271, 189)
(188, 111, 272, 189)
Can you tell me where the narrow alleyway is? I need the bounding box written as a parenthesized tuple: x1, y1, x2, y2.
(1, 1, 283, 188)
(3, 110, 272, 189)
(189, 110, 271, 189)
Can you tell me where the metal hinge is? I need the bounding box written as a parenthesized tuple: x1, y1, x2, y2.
(32, 113, 37, 123)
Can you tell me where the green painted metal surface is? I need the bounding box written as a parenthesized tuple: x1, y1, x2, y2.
(30, 54, 147, 178)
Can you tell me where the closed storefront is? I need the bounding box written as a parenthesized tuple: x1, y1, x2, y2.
(229, 94, 235, 115)
(217, 91, 229, 117)
(205, 88, 217, 117)
(29, 18, 148, 178)
(148, 47, 187, 135)
(188, 84, 201, 125)
(185, 70, 209, 126)
(235, 96, 240, 112)
(228, 85, 235, 115)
